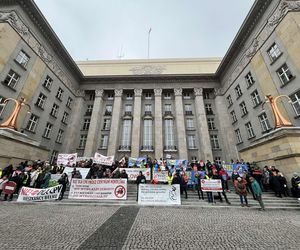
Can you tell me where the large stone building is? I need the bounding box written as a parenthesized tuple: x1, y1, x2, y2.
(0, 0, 300, 178)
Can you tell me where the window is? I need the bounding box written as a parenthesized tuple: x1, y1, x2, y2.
(56, 129, 64, 143)
(205, 104, 213, 115)
(82, 119, 90, 131)
(56, 87, 64, 100)
(0, 96, 6, 114)
(227, 95, 233, 107)
(66, 97, 73, 109)
(89, 92, 95, 101)
(185, 104, 192, 115)
(207, 118, 216, 130)
(164, 104, 172, 114)
(245, 122, 255, 139)
(240, 102, 248, 116)
(277, 64, 294, 86)
(210, 135, 220, 149)
(86, 105, 93, 115)
(3, 70, 20, 89)
(125, 104, 132, 113)
(126, 93, 133, 100)
(183, 92, 191, 99)
(235, 129, 243, 144)
(50, 104, 59, 118)
(291, 90, 300, 116)
(187, 135, 196, 149)
(231, 110, 237, 123)
(245, 72, 255, 88)
(145, 93, 152, 99)
(259, 113, 271, 132)
(268, 43, 281, 62)
(50, 150, 58, 164)
(120, 119, 132, 148)
(164, 119, 175, 149)
(164, 92, 171, 99)
(107, 93, 114, 100)
(36, 93, 47, 109)
(203, 92, 210, 100)
(145, 104, 152, 112)
(43, 123, 53, 139)
(235, 85, 243, 99)
(105, 105, 112, 115)
(43, 75, 53, 90)
(15, 50, 30, 67)
(100, 135, 109, 149)
(26, 114, 39, 132)
(251, 90, 261, 107)
(79, 135, 87, 149)
(186, 118, 194, 129)
(103, 118, 111, 130)
(62, 112, 69, 124)
(143, 119, 153, 149)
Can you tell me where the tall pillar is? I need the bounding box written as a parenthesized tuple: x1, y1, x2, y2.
(84, 89, 104, 157)
(174, 88, 188, 159)
(194, 88, 213, 161)
(107, 89, 123, 156)
(154, 88, 163, 160)
(64, 90, 85, 153)
(131, 88, 142, 157)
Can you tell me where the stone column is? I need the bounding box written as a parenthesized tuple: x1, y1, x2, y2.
(154, 89, 163, 160)
(174, 88, 188, 160)
(64, 90, 85, 153)
(194, 88, 213, 161)
(131, 89, 142, 157)
(107, 89, 123, 156)
(84, 89, 104, 157)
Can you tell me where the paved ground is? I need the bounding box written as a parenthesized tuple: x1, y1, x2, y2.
(0, 204, 299, 250)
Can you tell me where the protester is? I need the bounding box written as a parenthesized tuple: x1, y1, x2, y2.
(249, 177, 265, 211)
(120, 169, 128, 179)
(58, 173, 69, 200)
(180, 171, 188, 199)
(291, 173, 300, 198)
(235, 177, 249, 207)
(262, 166, 270, 192)
(278, 172, 289, 197)
(135, 171, 146, 201)
(0, 175, 8, 199)
(219, 167, 230, 192)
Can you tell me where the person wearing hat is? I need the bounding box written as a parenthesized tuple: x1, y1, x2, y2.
(291, 173, 300, 198)
(235, 177, 249, 207)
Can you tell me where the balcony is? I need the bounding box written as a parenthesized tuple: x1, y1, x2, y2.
(164, 145, 177, 151)
(104, 111, 112, 116)
(185, 111, 193, 115)
(119, 145, 131, 151)
(141, 145, 154, 151)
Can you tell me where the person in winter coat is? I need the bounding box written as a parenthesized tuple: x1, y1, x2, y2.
(219, 168, 230, 192)
(252, 166, 264, 191)
(291, 173, 300, 198)
(212, 171, 231, 204)
(235, 177, 249, 207)
(135, 171, 146, 201)
(58, 173, 69, 200)
(271, 171, 282, 198)
(0, 175, 8, 199)
(278, 172, 289, 197)
(249, 177, 265, 211)
(262, 166, 270, 191)
(41, 169, 51, 188)
(180, 172, 189, 199)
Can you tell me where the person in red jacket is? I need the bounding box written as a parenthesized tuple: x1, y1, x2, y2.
(219, 168, 230, 192)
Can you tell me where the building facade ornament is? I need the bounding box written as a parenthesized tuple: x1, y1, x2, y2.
(154, 88, 162, 96)
(134, 89, 143, 97)
(95, 89, 104, 97)
(174, 88, 182, 96)
(114, 89, 123, 97)
(194, 88, 203, 96)
(76, 89, 85, 97)
(129, 65, 166, 75)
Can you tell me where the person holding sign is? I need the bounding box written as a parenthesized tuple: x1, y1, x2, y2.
(136, 171, 146, 201)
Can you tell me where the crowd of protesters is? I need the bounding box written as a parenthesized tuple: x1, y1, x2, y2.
(0, 157, 300, 208)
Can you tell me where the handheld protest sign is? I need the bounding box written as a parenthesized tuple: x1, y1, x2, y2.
(3, 181, 17, 194)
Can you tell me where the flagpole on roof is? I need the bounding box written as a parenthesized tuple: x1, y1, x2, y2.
(147, 27, 152, 59)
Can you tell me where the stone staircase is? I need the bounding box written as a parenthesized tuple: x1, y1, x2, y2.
(54, 183, 300, 210)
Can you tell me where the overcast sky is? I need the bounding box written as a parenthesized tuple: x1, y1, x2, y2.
(34, 0, 255, 61)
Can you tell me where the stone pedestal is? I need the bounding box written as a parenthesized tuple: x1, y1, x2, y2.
(0, 128, 49, 166)
(239, 127, 300, 184)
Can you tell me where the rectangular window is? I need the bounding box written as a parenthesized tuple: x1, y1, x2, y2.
(125, 104, 132, 114)
(62, 112, 69, 124)
(100, 135, 109, 149)
(3, 70, 20, 89)
(36, 93, 47, 109)
(15, 50, 30, 67)
(143, 119, 153, 149)
(26, 114, 39, 132)
(203, 92, 210, 100)
(89, 92, 95, 101)
(207, 118, 216, 130)
(103, 118, 111, 130)
(186, 118, 194, 129)
(245, 72, 255, 88)
(268, 43, 281, 62)
(145, 93, 152, 100)
(56, 129, 64, 143)
(79, 135, 87, 149)
(227, 95, 233, 106)
(277, 64, 294, 86)
(43, 75, 53, 90)
(291, 90, 300, 116)
(235, 129, 243, 144)
(164, 92, 171, 100)
(235, 85, 243, 99)
(105, 105, 112, 115)
(107, 93, 114, 100)
(82, 119, 90, 131)
(121, 119, 132, 148)
(0, 96, 6, 114)
(66, 97, 73, 109)
(240, 101, 248, 116)
(259, 113, 271, 132)
(205, 104, 213, 115)
(231, 110, 237, 123)
(164, 104, 172, 114)
(164, 119, 175, 149)
(245, 122, 255, 139)
(50, 150, 58, 164)
(43, 122, 53, 139)
(185, 104, 193, 115)
(56, 87, 64, 100)
(183, 92, 191, 99)
(251, 90, 261, 107)
(210, 135, 220, 149)
(187, 135, 196, 149)
(86, 105, 93, 115)
(145, 104, 152, 112)
(126, 93, 133, 100)
(50, 104, 59, 118)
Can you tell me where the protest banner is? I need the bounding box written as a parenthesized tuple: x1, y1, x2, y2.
(63, 167, 90, 181)
(222, 164, 234, 176)
(119, 168, 151, 181)
(2, 181, 16, 195)
(200, 179, 222, 192)
(222, 164, 249, 176)
(68, 179, 127, 200)
(93, 153, 114, 166)
(138, 184, 181, 205)
(57, 153, 77, 166)
(17, 185, 62, 202)
(128, 157, 147, 167)
(152, 171, 168, 182)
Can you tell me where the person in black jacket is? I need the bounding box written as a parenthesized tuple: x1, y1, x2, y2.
(212, 171, 231, 204)
(58, 173, 69, 200)
(135, 171, 146, 201)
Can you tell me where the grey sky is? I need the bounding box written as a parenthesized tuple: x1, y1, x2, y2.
(34, 0, 255, 61)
